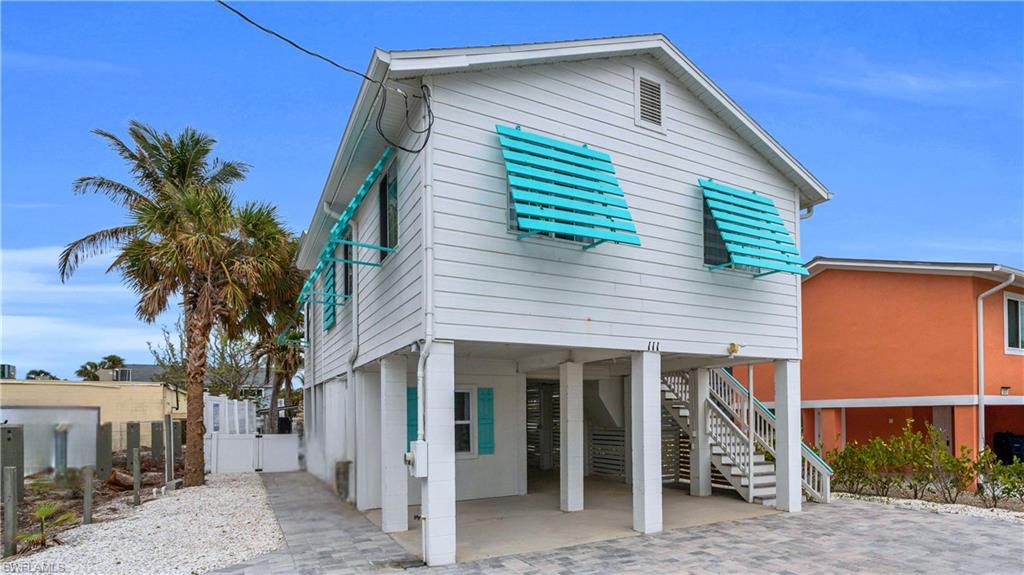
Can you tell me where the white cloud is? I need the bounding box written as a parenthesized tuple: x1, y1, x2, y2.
(1, 245, 131, 300)
(0, 245, 179, 377)
(0, 315, 165, 379)
(3, 50, 134, 75)
(818, 49, 1011, 102)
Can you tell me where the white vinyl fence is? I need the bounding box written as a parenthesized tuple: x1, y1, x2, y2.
(204, 433, 300, 473)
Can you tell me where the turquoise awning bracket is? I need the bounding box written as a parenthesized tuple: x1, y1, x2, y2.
(699, 178, 808, 277)
(496, 125, 641, 250)
(299, 147, 396, 305)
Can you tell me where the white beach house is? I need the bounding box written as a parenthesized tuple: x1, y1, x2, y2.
(297, 34, 833, 565)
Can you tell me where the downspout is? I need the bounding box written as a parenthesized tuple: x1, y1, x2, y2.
(346, 220, 360, 501)
(799, 204, 814, 220)
(977, 269, 1015, 456)
(415, 79, 434, 443)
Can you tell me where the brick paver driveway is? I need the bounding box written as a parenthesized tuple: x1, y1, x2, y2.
(216, 472, 1023, 574)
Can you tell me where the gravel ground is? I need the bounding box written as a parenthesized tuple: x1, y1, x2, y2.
(3, 473, 284, 575)
(835, 491, 1024, 524)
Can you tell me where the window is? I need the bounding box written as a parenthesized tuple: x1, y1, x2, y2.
(379, 162, 399, 261)
(113, 368, 132, 382)
(455, 389, 473, 454)
(703, 200, 730, 266)
(342, 231, 353, 297)
(1007, 293, 1024, 354)
(634, 68, 665, 133)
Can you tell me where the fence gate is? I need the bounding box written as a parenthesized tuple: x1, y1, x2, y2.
(205, 433, 300, 474)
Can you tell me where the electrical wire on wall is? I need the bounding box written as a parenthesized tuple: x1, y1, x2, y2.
(217, 0, 432, 153)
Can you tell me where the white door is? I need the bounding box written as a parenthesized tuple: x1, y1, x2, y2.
(932, 406, 953, 454)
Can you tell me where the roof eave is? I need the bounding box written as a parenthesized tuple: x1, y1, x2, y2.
(805, 257, 1024, 285)
(297, 49, 392, 270)
(387, 34, 831, 208)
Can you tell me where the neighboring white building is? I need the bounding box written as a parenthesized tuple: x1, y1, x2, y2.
(297, 34, 833, 566)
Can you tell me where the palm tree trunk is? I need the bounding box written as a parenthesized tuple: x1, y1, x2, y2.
(267, 360, 279, 434)
(184, 308, 212, 487)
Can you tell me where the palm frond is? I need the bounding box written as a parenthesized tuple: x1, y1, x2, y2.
(59, 225, 141, 281)
(72, 176, 154, 210)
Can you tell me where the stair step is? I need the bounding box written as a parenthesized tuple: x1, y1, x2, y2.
(740, 475, 776, 487)
(750, 485, 776, 497)
(757, 498, 777, 507)
(730, 464, 774, 476)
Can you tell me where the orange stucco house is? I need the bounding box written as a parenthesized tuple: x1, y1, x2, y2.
(736, 257, 1024, 459)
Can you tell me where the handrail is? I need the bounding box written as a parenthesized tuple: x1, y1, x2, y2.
(714, 368, 833, 474)
(705, 400, 751, 481)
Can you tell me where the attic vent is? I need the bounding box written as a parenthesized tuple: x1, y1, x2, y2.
(638, 77, 662, 127)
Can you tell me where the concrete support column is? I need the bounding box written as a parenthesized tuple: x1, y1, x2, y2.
(630, 351, 662, 534)
(774, 359, 802, 512)
(623, 377, 632, 485)
(421, 340, 456, 566)
(819, 408, 843, 455)
(559, 361, 584, 512)
(355, 370, 381, 512)
(953, 405, 979, 457)
(688, 369, 712, 497)
(380, 354, 408, 533)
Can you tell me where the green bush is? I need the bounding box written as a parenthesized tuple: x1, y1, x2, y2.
(934, 444, 975, 504)
(1000, 457, 1024, 505)
(826, 441, 869, 495)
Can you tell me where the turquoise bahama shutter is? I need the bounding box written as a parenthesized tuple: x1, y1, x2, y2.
(478, 387, 494, 455)
(406, 387, 417, 450)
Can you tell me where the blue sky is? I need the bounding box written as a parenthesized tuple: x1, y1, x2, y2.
(2, 2, 1022, 379)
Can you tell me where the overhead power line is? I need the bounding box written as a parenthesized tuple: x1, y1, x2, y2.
(216, 0, 432, 154)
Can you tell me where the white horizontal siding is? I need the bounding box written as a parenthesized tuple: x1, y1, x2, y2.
(429, 54, 803, 358)
(308, 128, 424, 385)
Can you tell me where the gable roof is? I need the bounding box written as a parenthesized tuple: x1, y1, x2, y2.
(806, 257, 1024, 287)
(298, 34, 831, 269)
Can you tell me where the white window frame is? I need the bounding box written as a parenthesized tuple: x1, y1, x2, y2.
(454, 386, 478, 459)
(633, 66, 667, 135)
(1005, 291, 1024, 355)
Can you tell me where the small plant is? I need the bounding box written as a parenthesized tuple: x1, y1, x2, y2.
(827, 441, 869, 495)
(16, 502, 76, 549)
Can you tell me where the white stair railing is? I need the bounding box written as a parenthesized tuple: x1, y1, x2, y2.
(662, 372, 690, 406)
(705, 400, 752, 487)
(707, 368, 833, 503)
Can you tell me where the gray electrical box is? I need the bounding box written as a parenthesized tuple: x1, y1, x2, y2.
(126, 422, 140, 461)
(0, 425, 24, 502)
(96, 423, 112, 481)
(151, 421, 164, 464)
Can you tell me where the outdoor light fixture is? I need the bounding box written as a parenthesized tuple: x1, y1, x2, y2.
(1000, 386, 1010, 396)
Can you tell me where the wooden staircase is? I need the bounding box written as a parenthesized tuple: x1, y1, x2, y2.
(661, 369, 832, 506)
(661, 372, 777, 506)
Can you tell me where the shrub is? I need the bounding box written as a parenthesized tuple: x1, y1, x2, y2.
(1000, 457, 1024, 505)
(827, 441, 869, 495)
(893, 421, 941, 499)
(862, 437, 902, 497)
(934, 445, 975, 504)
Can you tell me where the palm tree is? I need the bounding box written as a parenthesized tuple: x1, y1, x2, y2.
(250, 239, 305, 433)
(25, 369, 58, 380)
(59, 121, 293, 487)
(98, 355, 126, 369)
(75, 361, 100, 381)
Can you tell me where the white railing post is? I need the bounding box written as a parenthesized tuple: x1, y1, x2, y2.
(746, 364, 755, 503)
